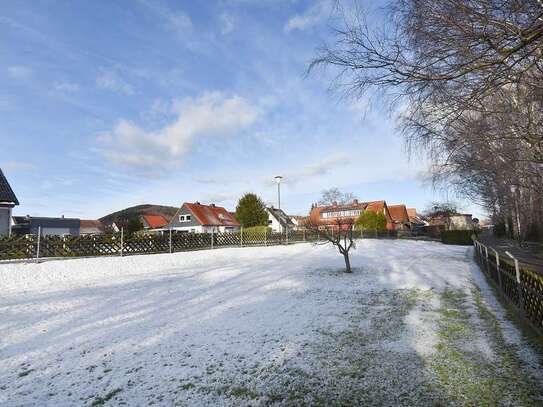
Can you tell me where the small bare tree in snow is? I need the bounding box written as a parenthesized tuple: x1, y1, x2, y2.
(307, 217, 356, 273)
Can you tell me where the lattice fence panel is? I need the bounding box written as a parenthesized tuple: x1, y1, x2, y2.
(0, 236, 36, 259)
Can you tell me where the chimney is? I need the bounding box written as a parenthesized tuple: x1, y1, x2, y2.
(353, 199, 358, 205)
(210, 203, 215, 207)
(332, 201, 338, 207)
(61, 215, 65, 219)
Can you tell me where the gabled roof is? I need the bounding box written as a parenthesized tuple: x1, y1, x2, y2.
(142, 214, 169, 229)
(388, 204, 410, 223)
(184, 202, 240, 227)
(0, 168, 19, 205)
(80, 219, 105, 229)
(267, 207, 294, 228)
(406, 208, 418, 220)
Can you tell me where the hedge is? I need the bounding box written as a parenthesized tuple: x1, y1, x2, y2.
(441, 230, 476, 245)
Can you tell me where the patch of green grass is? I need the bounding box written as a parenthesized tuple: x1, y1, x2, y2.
(91, 388, 123, 406)
(230, 385, 259, 399)
(180, 382, 195, 391)
(17, 369, 34, 378)
(430, 285, 543, 406)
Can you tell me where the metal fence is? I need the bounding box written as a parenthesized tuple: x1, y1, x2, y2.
(473, 238, 543, 335)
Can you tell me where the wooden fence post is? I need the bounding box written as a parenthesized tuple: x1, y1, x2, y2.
(286, 228, 289, 245)
(36, 226, 41, 260)
(240, 227, 243, 248)
(506, 251, 525, 315)
(264, 228, 267, 247)
(492, 248, 503, 290)
(169, 228, 172, 253)
(484, 245, 489, 273)
(303, 228, 306, 242)
(120, 227, 124, 257)
(211, 229, 214, 249)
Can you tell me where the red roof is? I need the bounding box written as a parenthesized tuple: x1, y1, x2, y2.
(388, 204, 410, 223)
(184, 203, 240, 227)
(142, 214, 169, 229)
(309, 200, 395, 229)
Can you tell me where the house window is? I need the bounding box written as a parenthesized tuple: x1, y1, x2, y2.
(268, 220, 272, 224)
(179, 215, 191, 222)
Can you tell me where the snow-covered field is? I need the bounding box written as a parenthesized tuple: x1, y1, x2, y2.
(1, 240, 542, 406)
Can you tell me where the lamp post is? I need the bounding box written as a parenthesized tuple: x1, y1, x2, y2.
(274, 175, 283, 209)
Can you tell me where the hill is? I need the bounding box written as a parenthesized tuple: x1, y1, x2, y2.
(99, 204, 179, 226)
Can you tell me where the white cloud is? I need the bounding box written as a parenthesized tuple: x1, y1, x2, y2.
(7, 65, 32, 79)
(285, 1, 330, 32)
(200, 192, 237, 203)
(96, 67, 135, 95)
(54, 82, 80, 93)
(97, 92, 259, 174)
(220, 13, 236, 35)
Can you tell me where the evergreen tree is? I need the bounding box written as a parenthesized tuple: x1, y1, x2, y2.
(235, 193, 268, 228)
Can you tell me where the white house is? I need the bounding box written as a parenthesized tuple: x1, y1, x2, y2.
(267, 206, 294, 233)
(0, 169, 19, 237)
(167, 202, 240, 233)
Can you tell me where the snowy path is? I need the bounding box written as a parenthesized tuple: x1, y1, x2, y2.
(1, 240, 541, 406)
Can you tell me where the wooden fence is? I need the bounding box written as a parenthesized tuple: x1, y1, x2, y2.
(0, 229, 325, 261)
(473, 238, 543, 335)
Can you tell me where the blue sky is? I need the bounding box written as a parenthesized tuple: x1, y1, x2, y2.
(0, 0, 482, 218)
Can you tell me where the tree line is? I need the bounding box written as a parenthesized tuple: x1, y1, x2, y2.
(310, 0, 543, 242)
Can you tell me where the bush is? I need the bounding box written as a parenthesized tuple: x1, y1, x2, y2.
(242, 226, 272, 236)
(441, 230, 476, 245)
(355, 211, 387, 231)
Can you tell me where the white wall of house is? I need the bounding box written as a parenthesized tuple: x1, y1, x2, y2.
(171, 225, 239, 233)
(449, 215, 473, 230)
(0, 207, 12, 236)
(267, 211, 283, 233)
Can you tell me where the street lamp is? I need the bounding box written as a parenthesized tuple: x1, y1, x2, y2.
(274, 175, 283, 209)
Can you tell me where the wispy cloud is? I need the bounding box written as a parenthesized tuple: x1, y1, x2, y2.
(96, 67, 135, 95)
(54, 81, 80, 93)
(280, 153, 351, 185)
(97, 92, 259, 174)
(7, 65, 32, 79)
(284, 0, 331, 32)
(3, 161, 38, 172)
(137, 0, 192, 37)
(220, 12, 236, 34)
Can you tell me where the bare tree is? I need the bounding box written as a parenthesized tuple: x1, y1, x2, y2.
(310, 0, 543, 242)
(307, 217, 356, 273)
(318, 188, 357, 206)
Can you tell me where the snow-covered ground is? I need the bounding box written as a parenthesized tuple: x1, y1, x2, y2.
(1, 240, 542, 406)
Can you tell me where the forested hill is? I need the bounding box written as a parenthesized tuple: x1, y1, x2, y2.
(99, 204, 179, 225)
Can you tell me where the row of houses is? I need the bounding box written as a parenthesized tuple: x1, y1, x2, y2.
(0, 167, 472, 237)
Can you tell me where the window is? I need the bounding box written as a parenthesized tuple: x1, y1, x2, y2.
(186, 215, 191, 221)
(179, 215, 185, 222)
(268, 220, 273, 224)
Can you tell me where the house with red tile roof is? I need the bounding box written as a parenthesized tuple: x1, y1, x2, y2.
(141, 214, 169, 230)
(167, 202, 240, 233)
(387, 204, 411, 230)
(309, 199, 395, 230)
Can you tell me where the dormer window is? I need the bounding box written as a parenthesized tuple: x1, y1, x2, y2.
(179, 215, 191, 222)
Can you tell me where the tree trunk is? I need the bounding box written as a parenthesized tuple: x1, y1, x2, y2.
(343, 252, 352, 273)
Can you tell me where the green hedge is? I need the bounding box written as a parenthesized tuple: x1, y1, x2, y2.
(441, 230, 476, 245)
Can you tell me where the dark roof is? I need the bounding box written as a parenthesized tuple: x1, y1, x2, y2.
(0, 168, 19, 205)
(12, 216, 80, 228)
(268, 207, 294, 228)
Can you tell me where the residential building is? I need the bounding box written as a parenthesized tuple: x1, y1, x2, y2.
(428, 213, 474, 230)
(167, 202, 240, 233)
(309, 199, 395, 230)
(11, 215, 80, 236)
(0, 168, 19, 237)
(141, 214, 169, 230)
(388, 204, 410, 230)
(267, 206, 294, 233)
(407, 208, 428, 227)
(289, 215, 308, 230)
(80, 220, 106, 235)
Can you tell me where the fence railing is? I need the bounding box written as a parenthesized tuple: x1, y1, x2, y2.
(473, 238, 543, 335)
(0, 229, 325, 261)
